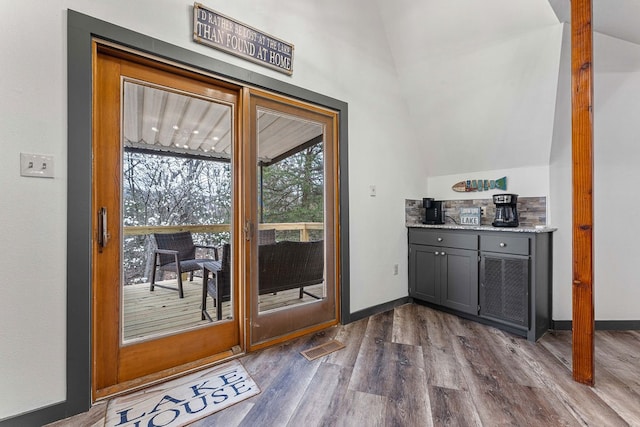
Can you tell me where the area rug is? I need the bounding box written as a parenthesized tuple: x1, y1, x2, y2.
(105, 360, 260, 427)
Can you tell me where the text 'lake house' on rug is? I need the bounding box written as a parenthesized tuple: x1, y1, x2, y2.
(105, 360, 260, 427)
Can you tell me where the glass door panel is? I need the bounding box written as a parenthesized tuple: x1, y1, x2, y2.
(256, 107, 326, 312)
(122, 80, 235, 342)
(248, 91, 339, 348)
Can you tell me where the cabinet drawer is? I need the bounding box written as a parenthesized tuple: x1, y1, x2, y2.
(480, 234, 529, 255)
(409, 229, 478, 249)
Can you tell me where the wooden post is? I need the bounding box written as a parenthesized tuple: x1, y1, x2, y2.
(300, 224, 310, 242)
(571, 0, 595, 385)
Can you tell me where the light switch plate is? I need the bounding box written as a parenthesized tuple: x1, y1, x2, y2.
(20, 153, 54, 178)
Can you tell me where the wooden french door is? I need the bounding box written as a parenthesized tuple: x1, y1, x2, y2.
(92, 45, 242, 398)
(246, 89, 340, 349)
(92, 43, 341, 398)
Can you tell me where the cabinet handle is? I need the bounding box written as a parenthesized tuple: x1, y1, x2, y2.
(499, 242, 506, 247)
(437, 237, 443, 242)
(435, 251, 439, 255)
(441, 252, 446, 256)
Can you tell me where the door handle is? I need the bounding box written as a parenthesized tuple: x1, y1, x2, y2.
(98, 207, 110, 251)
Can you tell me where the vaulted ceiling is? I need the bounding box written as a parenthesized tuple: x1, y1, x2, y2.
(548, 0, 640, 45)
(373, 0, 640, 176)
(123, 1, 640, 174)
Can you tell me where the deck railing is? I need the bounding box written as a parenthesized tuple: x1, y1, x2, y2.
(123, 222, 324, 242)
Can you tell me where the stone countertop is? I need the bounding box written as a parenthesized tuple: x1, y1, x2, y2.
(406, 223, 557, 233)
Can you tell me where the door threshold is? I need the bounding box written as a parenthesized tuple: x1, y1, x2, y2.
(94, 348, 244, 401)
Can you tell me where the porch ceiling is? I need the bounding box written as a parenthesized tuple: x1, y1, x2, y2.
(123, 81, 323, 162)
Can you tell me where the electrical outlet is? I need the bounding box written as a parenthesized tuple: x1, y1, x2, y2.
(480, 207, 486, 216)
(393, 264, 399, 275)
(20, 153, 54, 178)
(369, 185, 376, 197)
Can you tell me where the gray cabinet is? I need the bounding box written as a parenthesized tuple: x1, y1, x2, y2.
(408, 244, 439, 304)
(409, 227, 552, 341)
(409, 229, 478, 315)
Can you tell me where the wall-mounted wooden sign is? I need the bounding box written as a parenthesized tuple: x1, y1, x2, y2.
(451, 176, 507, 192)
(193, 3, 294, 75)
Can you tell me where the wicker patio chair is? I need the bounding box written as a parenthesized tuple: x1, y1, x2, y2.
(204, 237, 324, 320)
(150, 231, 218, 298)
(207, 229, 276, 302)
(202, 228, 276, 320)
(258, 240, 324, 298)
(258, 228, 276, 245)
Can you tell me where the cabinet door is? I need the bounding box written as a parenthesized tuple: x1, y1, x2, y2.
(479, 254, 529, 328)
(440, 248, 479, 314)
(409, 244, 440, 304)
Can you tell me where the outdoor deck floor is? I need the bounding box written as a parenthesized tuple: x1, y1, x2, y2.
(123, 279, 325, 340)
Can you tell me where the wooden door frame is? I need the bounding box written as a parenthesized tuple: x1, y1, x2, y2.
(59, 10, 350, 424)
(91, 47, 244, 399)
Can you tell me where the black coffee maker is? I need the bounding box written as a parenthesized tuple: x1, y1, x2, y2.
(492, 193, 519, 227)
(423, 198, 444, 225)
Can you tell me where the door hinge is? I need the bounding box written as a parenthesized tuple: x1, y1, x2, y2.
(244, 220, 254, 241)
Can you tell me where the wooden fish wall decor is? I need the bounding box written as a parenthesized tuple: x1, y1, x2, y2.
(452, 176, 507, 192)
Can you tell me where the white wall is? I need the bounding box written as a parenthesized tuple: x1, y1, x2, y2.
(0, 3, 68, 420)
(550, 29, 640, 321)
(415, 25, 563, 176)
(549, 24, 573, 321)
(375, 0, 562, 176)
(0, 0, 424, 419)
(426, 166, 550, 203)
(592, 33, 640, 320)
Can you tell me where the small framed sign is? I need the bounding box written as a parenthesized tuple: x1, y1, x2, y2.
(193, 3, 294, 75)
(459, 207, 481, 226)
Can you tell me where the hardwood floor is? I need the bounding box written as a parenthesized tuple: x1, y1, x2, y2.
(48, 304, 640, 426)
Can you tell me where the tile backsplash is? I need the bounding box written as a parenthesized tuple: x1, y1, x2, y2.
(406, 197, 546, 227)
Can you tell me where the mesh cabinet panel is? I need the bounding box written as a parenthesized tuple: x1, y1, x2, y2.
(503, 259, 527, 323)
(483, 258, 503, 317)
(480, 256, 529, 328)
